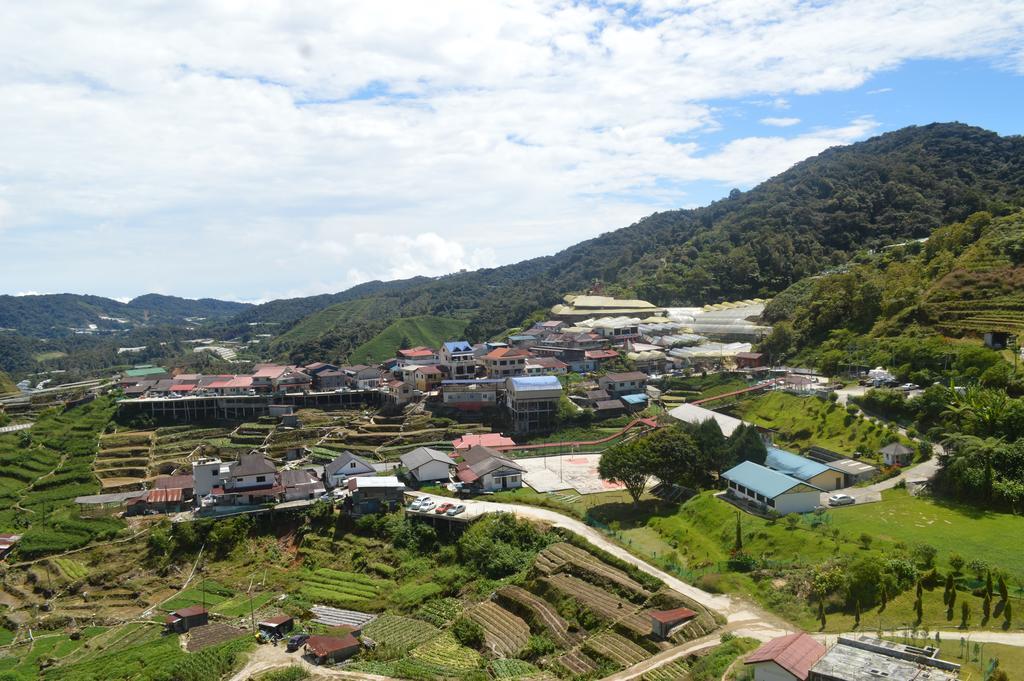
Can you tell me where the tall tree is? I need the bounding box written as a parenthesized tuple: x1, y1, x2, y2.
(598, 441, 656, 505)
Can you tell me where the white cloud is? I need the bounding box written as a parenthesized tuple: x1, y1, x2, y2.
(0, 0, 1022, 298)
(760, 117, 801, 127)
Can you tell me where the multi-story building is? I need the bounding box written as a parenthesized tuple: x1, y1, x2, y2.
(505, 375, 562, 433)
(482, 347, 532, 378)
(439, 341, 477, 379)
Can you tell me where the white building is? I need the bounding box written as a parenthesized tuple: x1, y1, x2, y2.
(323, 451, 377, 489)
(721, 460, 821, 515)
(400, 447, 454, 483)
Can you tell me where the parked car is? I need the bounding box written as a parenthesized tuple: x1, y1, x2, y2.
(446, 504, 466, 516)
(408, 496, 429, 510)
(828, 493, 855, 506)
(435, 502, 454, 514)
(419, 499, 436, 512)
(286, 633, 310, 652)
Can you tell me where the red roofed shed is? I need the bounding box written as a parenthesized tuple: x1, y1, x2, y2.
(305, 634, 361, 664)
(647, 607, 697, 638)
(165, 605, 208, 633)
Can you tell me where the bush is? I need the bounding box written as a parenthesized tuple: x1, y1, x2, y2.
(451, 617, 484, 649)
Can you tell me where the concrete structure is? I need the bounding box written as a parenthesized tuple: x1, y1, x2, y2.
(192, 457, 231, 497)
(382, 379, 414, 405)
(339, 365, 382, 390)
(439, 340, 478, 380)
(441, 379, 503, 411)
(324, 451, 377, 488)
(505, 375, 562, 433)
(165, 606, 208, 633)
(764, 447, 844, 491)
(347, 476, 406, 515)
(400, 447, 454, 483)
(410, 365, 443, 391)
(745, 632, 826, 681)
(457, 446, 525, 492)
(722, 460, 821, 515)
(880, 442, 914, 467)
(524, 356, 569, 376)
(808, 635, 958, 681)
(597, 371, 648, 397)
(396, 346, 438, 366)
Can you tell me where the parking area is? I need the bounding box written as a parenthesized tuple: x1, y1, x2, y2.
(518, 453, 627, 495)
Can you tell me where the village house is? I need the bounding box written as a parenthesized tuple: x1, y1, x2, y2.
(347, 476, 406, 515)
(598, 371, 648, 398)
(382, 379, 415, 405)
(411, 365, 444, 391)
(274, 368, 313, 393)
(340, 365, 382, 390)
(396, 346, 438, 366)
(400, 447, 454, 483)
(880, 441, 914, 467)
(744, 632, 826, 681)
(735, 351, 765, 369)
(304, 362, 340, 382)
(251, 364, 290, 392)
(439, 340, 478, 379)
(722, 460, 821, 515)
(312, 369, 346, 391)
(165, 606, 208, 633)
(281, 469, 326, 501)
(482, 347, 532, 378)
(456, 446, 525, 492)
(440, 379, 503, 411)
(505, 375, 563, 433)
(523, 356, 569, 376)
(324, 451, 377, 488)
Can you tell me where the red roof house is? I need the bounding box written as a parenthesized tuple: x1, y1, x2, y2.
(744, 632, 826, 681)
(451, 433, 516, 452)
(165, 605, 208, 633)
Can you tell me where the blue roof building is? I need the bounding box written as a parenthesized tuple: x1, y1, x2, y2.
(764, 446, 844, 491)
(721, 460, 822, 515)
(443, 341, 474, 353)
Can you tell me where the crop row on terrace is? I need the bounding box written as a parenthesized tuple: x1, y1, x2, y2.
(583, 630, 650, 667)
(468, 601, 531, 657)
(494, 585, 573, 646)
(541, 573, 650, 636)
(537, 542, 651, 600)
(362, 613, 440, 651)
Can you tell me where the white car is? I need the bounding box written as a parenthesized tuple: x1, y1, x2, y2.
(419, 499, 436, 512)
(408, 496, 429, 510)
(828, 493, 855, 507)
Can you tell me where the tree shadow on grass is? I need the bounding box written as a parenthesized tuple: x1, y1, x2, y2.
(586, 499, 679, 529)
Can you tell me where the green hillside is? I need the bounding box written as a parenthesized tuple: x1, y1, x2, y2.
(0, 370, 16, 394)
(348, 316, 470, 364)
(237, 123, 1024, 357)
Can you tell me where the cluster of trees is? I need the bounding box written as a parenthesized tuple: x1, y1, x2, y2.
(598, 421, 767, 504)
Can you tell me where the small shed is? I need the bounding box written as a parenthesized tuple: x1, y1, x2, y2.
(744, 632, 826, 681)
(165, 605, 208, 633)
(258, 614, 294, 638)
(879, 442, 914, 467)
(647, 607, 696, 638)
(305, 634, 361, 664)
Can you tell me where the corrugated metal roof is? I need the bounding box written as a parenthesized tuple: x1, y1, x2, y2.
(765, 447, 829, 481)
(508, 375, 561, 391)
(722, 461, 815, 498)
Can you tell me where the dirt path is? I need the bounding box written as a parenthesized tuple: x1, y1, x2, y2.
(601, 632, 722, 680)
(226, 643, 396, 681)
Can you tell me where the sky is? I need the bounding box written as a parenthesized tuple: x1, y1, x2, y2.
(2, 1, 1023, 303)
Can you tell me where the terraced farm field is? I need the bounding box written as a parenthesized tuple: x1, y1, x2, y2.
(494, 585, 572, 646)
(536, 542, 651, 599)
(584, 630, 650, 667)
(300, 568, 394, 607)
(467, 601, 531, 656)
(542, 573, 650, 636)
(362, 613, 440, 651)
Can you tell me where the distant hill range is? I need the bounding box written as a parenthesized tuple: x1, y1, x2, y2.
(0, 293, 251, 337)
(237, 123, 1024, 361)
(5, 123, 1022, 364)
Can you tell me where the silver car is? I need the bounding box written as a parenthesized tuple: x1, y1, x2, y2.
(446, 504, 466, 516)
(828, 493, 855, 506)
(408, 496, 429, 510)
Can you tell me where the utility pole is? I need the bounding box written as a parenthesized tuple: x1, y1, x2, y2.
(249, 590, 255, 633)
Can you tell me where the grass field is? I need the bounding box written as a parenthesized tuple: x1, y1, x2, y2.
(732, 391, 909, 458)
(890, 637, 1024, 681)
(831, 489, 1024, 583)
(349, 315, 470, 364)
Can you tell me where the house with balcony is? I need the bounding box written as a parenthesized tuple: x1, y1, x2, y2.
(598, 371, 648, 398)
(440, 379, 503, 411)
(482, 347, 532, 378)
(440, 341, 478, 380)
(505, 375, 562, 433)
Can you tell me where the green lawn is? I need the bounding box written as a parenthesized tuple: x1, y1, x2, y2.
(831, 489, 1024, 583)
(348, 315, 470, 364)
(732, 391, 908, 458)
(890, 637, 1024, 681)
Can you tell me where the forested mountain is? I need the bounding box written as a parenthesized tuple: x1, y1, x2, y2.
(0, 293, 252, 337)
(245, 123, 1024, 360)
